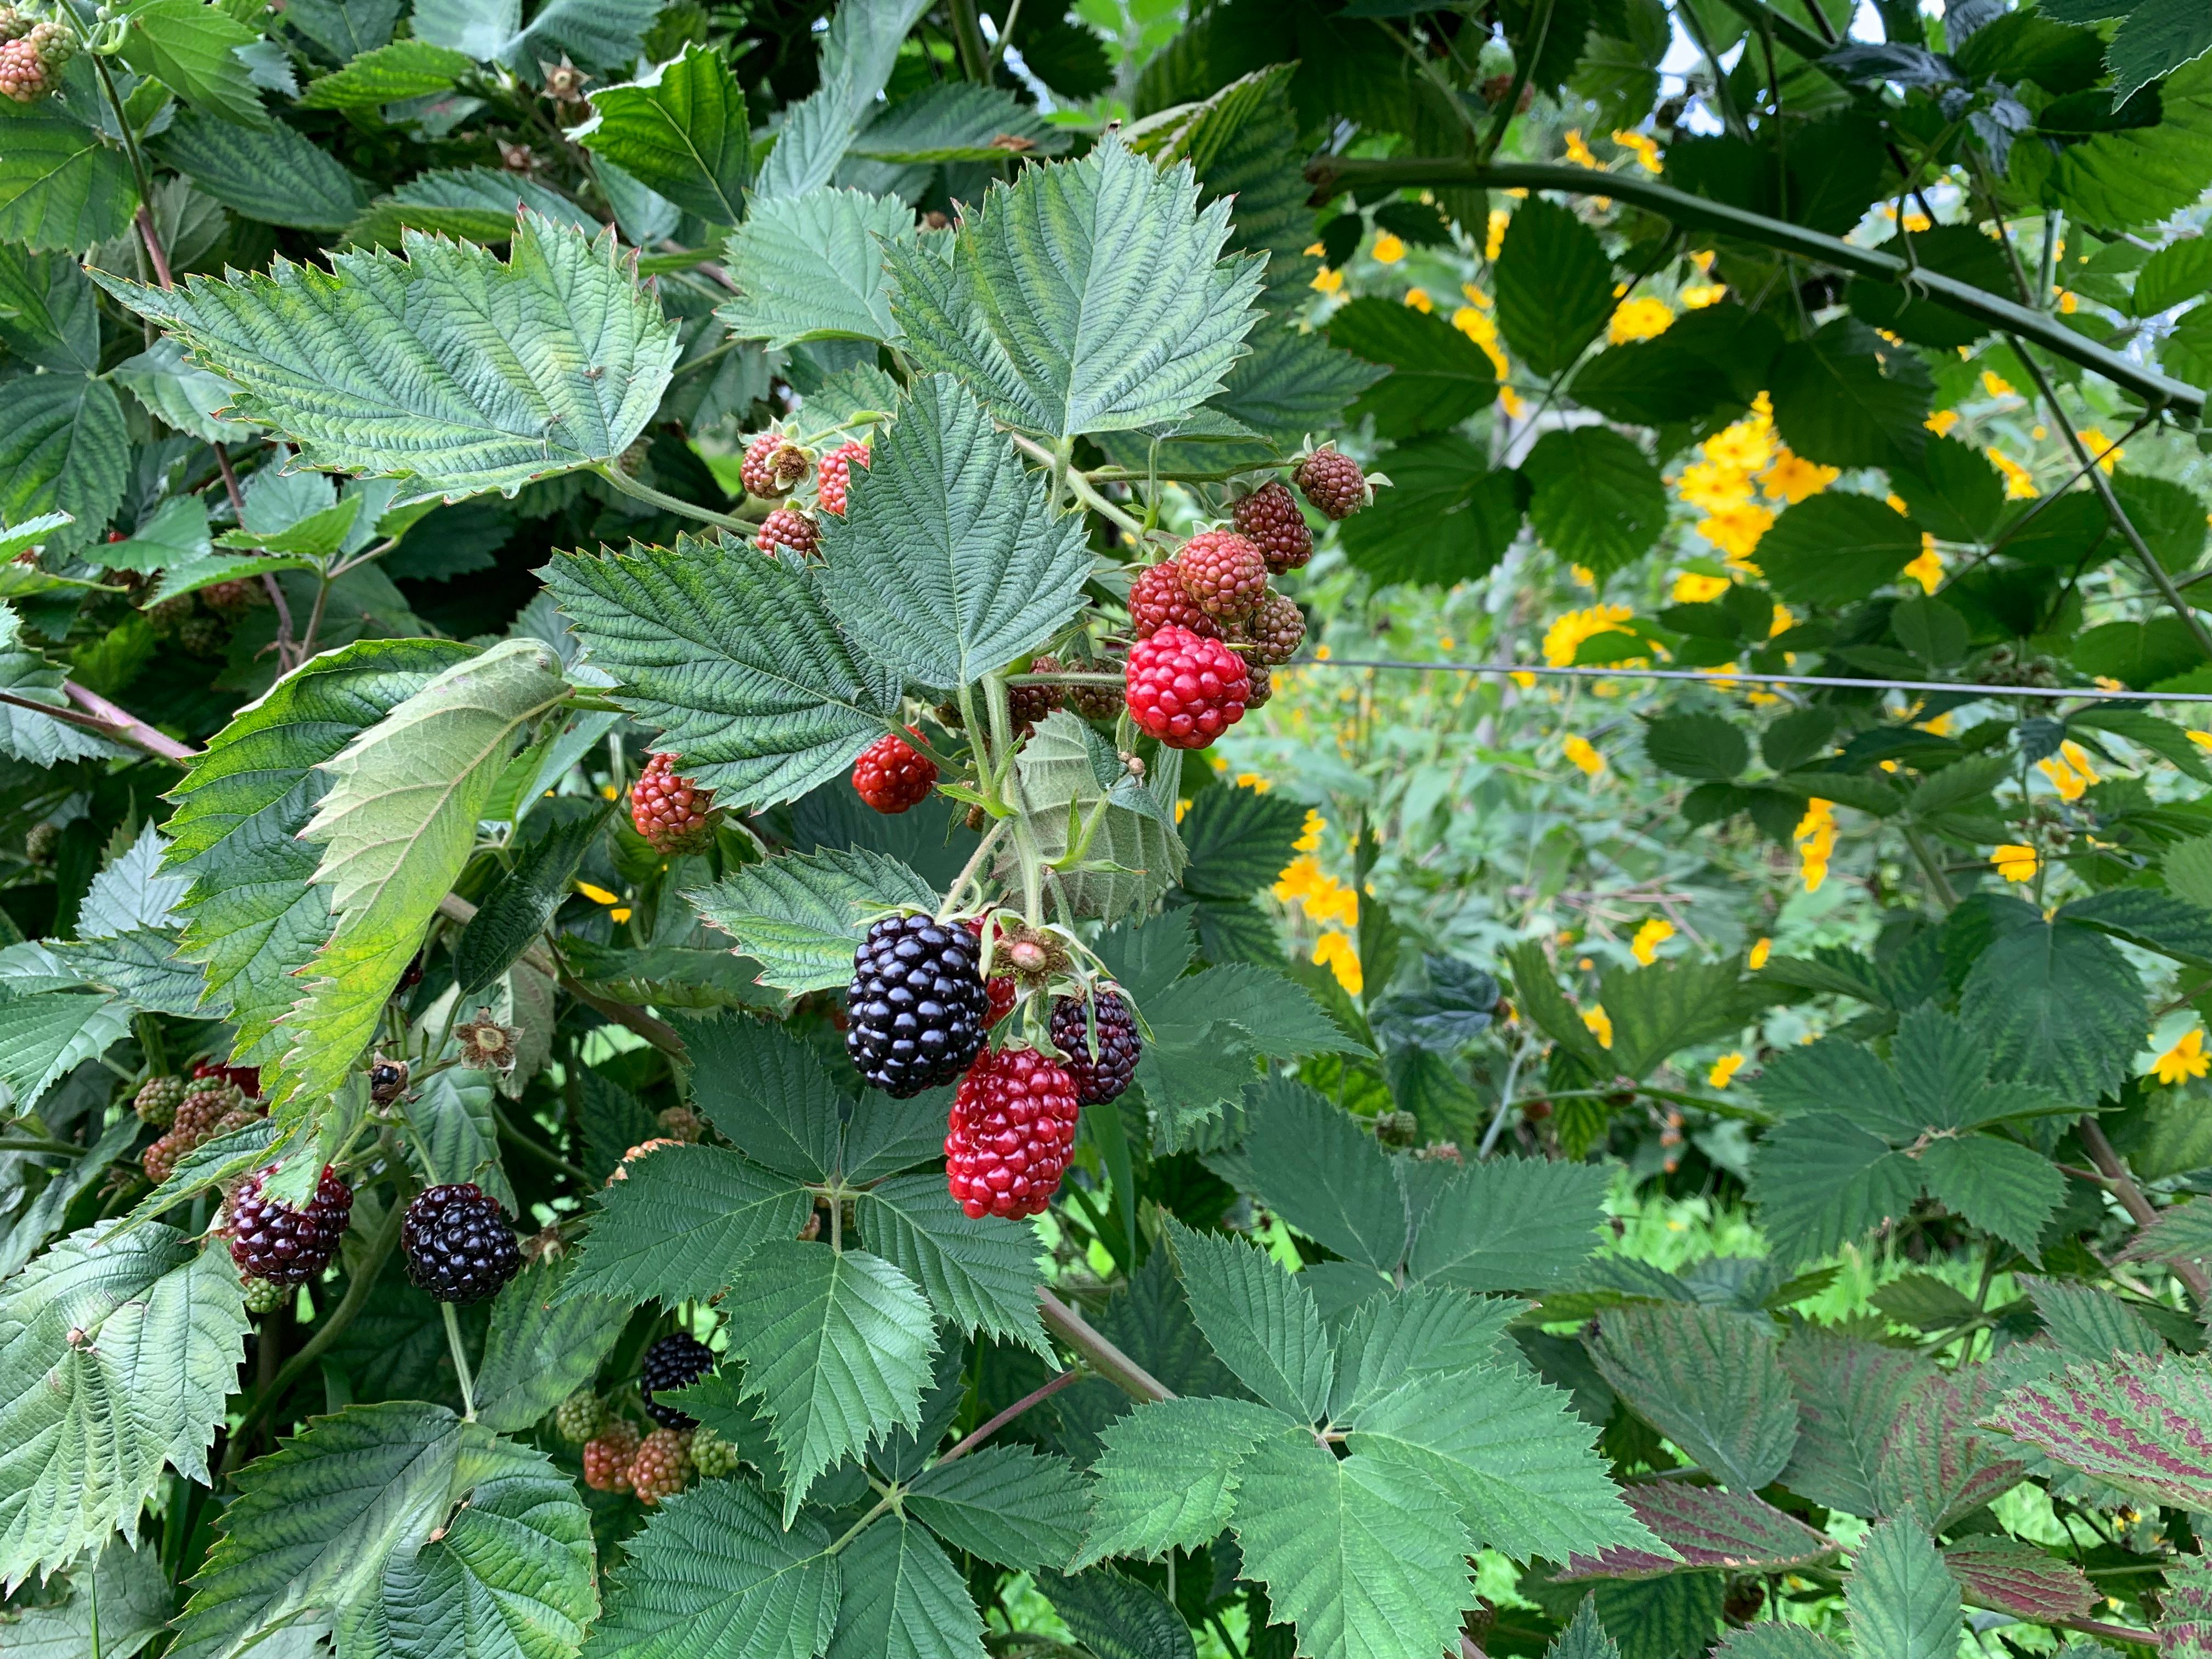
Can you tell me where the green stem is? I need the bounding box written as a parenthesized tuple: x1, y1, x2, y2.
(1902, 824, 1961, 913)
(594, 463, 757, 534)
(1476, 0, 1551, 165)
(490, 1099, 589, 1184)
(1301, 159, 2203, 418)
(947, 0, 991, 81)
(443, 1302, 477, 1420)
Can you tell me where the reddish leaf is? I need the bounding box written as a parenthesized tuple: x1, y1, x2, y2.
(1556, 1482, 1841, 1582)
(1878, 1370, 2027, 1527)
(1943, 1539, 2097, 1622)
(1984, 1354, 2212, 1511)
(2159, 1556, 2212, 1659)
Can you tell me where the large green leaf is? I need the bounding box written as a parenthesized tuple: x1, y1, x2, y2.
(825, 1518, 981, 1659)
(0, 1227, 248, 1589)
(116, 0, 269, 128)
(1495, 200, 1616, 379)
(1075, 1395, 1290, 1566)
(1013, 711, 1187, 924)
(1406, 1155, 1610, 1291)
(96, 211, 678, 504)
(562, 1144, 811, 1307)
(168, 1402, 593, 1659)
(575, 42, 748, 225)
(1959, 896, 2144, 1102)
(716, 187, 913, 349)
(1329, 1285, 1522, 1417)
(1340, 435, 1524, 588)
(675, 1013, 844, 1181)
(156, 110, 371, 232)
(720, 1240, 937, 1523)
(0, 101, 138, 252)
(1778, 1331, 1936, 1517)
(904, 1443, 1090, 1570)
(591, 1478, 840, 1659)
(1767, 321, 1927, 470)
(1554, 1482, 1840, 1581)
(1985, 1352, 2212, 1509)
(0, 373, 128, 554)
(298, 38, 476, 108)
(1522, 426, 1668, 579)
(275, 640, 569, 1111)
(1589, 1302, 1801, 1491)
(0, 247, 98, 375)
(1330, 298, 1497, 438)
(1845, 1514, 1961, 1659)
(1165, 1218, 1334, 1420)
(1035, 1570, 1195, 1659)
(687, 847, 938, 995)
(0, 989, 132, 1115)
(816, 375, 1092, 688)
(1747, 1111, 1923, 1268)
(856, 1173, 1049, 1356)
(164, 637, 473, 1065)
(884, 136, 1264, 439)
(2047, 57, 2212, 229)
(1, 1534, 173, 1658)
(1757, 493, 1925, 606)
(1240, 1079, 1409, 1273)
(545, 534, 906, 808)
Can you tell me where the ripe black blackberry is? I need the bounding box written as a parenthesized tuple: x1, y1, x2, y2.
(1049, 990, 1141, 1105)
(228, 1165, 354, 1284)
(402, 1183, 522, 1305)
(845, 913, 990, 1097)
(640, 1332, 715, 1429)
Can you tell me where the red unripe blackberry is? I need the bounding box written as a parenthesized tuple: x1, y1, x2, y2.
(1244, 591, 1306, 664)
(1010, 656, 1065, 731)
(200, 578, 259, 618)
(816, 441, 871, 515)
(852, 727, 938, 814)
(630, 752, 716, 854)
(740, 432, 810, 499)
(1293, 447, 1372, 520)
(1124, 625, 1250, 751)
(583, 1421, 641, 1492)
(227, 1165, 353, 1284)
(964, 918, 1017, 1028)
(630, 1427, 693, 1505)
(845, 913, 990, 1097)
(0, 21, 71, 103)
(640, 1331, 715, 1429)
(175, 1078, 245, 1139)
(1173, 531, 1268, 623)
(401, 1182, 521, 1305)
(194, 1059, 262, 1096)
(1128, 561, 1218, 641)
(134, 1075, 184, 1128)
(945, 1047, 1081, 1220)
(1049, 991, 1140, 1106)
(755, 506, 819, 559)
(1232, 482, 1314, 573)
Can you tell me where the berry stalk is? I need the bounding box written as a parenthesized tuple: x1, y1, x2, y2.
(442, 1301, 477, 1421)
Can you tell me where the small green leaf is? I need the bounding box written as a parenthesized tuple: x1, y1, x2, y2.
(1778, 1330, 1936, 1517)
(1642, 713, 1750, 782)
(298, 37, 475, 107)
(905, 1443, 1090, 1570)
(688, 847, 938, 995)
(1406, 1156, 1610, 1291)
(154, 109, 371, 232)
(1748, 1112, 1922, 1268)
(118, 0, 271, 128)
(591, 1478, 839, 1659)
(1240, 1078, 1409, 1273)
(826, 1519, 983, 1659)
(0, 374, 128, 555)
(1846, 1514, 1961, 1659)
(1590, 1302, 1801, 1491)
(577, 42, 749, 225)
(856, 1173, 1051, 1356)
(1756, 493, 1924, 607)
(1328, 1284, 1523, 1415)
(1013, 711, 1188, 924)
(1165, 1217, 1334, 1421)
(1523, 427, 1668, 578)
(1495, 200, 1616, 379)
(1075, 1395, 1288, 1567)
(1340, 436, 1524, 588)
(562, 1144, 811, 1307)
(1768, 320, 1928, 470)
(1959, 896, 2145, 1102)
(716, 187, 912, 348)
(0, 100, 139, 253)
(454, 811, 599, 998)
(1329, 297, 1497, 438)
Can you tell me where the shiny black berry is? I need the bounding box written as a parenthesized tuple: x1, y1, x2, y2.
(640, 1331, 715, 1429)
(228, 1165, 353, 1284)
(845, 913, 990, 1098)
(1049, 990, 1141, 1105)
(402, 1182, 521, 1305)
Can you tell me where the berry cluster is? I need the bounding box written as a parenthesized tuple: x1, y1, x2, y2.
(0, 12, 72, 103)
(738, 431, 811, 499)
(630, 752, 717, 854)
(143, 1075, 264, 1187)
(555, 1391, 608, 1444)
(134, 1074, 184, 1128)
(1291, 444, 1379, 520)
(852, 727, 938, 814)
(228, 1165, 353, 1285)
(1125, 625, 1251, 751)
(946, 1047, 1081, 1218)
(845, 913, 990, 1097)
(400, 1182, 522, 1305)
(755, 506, 819, 558)
(629, 1427, 693, 1505)
(582, 1421, 641, 1493)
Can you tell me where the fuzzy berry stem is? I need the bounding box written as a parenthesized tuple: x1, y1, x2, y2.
(442, 1300, 478, 1421)
(1007, 431, 1155, 543)
(593, 462, 759, 534)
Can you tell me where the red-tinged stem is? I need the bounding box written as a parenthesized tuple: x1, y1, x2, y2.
(60, 684, 195, 762)
(1039, 1287, 1173, 1403)
(935, 1368, 1081, 1469)
(212, 445, 298, 666)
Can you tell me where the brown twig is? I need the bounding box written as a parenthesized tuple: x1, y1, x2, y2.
(59, 683, 195, 762)
(1037, 1288, 1173, 1403)
(934, 1368, 1081, 1469)
(2079, 1115, 2212, 1306)
(212, 444, 298, 666)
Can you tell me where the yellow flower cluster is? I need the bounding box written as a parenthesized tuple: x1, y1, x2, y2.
(1313, 932, 1363, 996)
(1987, 447, 2038, 499)
(1609, 296, 1674, 344)
(1670, 397, 1835, 568)
(1564, 129, 1601, 168)
(2154, 1028, 2209, 1085)
(1926, 409, 1960, 437)
(2079, 427, 2123, 472)
(1274, 850, 1361, 993)
(1612, 129, 1662, 173)
(1452, 286, 1512, 388)
(1404, 286, 1433, 312)
(1673, 571, 1730, 603)
(2038, 740, 2100, 802)
(1793, 798, 1835, 892)
(1630, 918, 1674, 964)
(1990, 843, 2040, 882)
(1708, 1052, 1745, 1088)
(1372, 232, 1407, 265)
(1486, 210, 1509, 260)
(1543, 604, 1635, 667)
(576, 880, 633, 924)
(1562, 734, 1606, 777)
(1294, 809, 1325, 853)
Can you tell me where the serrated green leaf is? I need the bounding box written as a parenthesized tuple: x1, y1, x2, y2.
(1175, 782, 1304, 902)
(2020, 1274, 2163, 1360)
(403, 1067, 511, 1210)
(1590, 1302, 1799, 1491)
(1748, 1111, 1922, 1268)
(1524, 426, 1668, 579)
(750, 0, 930, 200)
(856, 1172, 1048, 1356)
(0, 101, 139, 253)
(96, 211, 676, 503)
(0, 990, 131, 1113)
(545, 534, 906, 809)
(117, 0, 270, 128)
(1329, 1283, 1523, 1417)
(342, 167, 600, 249)
(2050, 57, 2212, 229)
(1555, 1482, 1839, 1581)
(1985, 1353, 2212, 1509)
(688, 848, 937, 995)
(1407, 1156, 1609, 1291)
(1013, 711, 1187, 924)
(1713, 1627, 1846, 1659)
(1768, 320, 1927, 470)
(0, 373, 128, 555)
(721, 1239, 937, 1524)
(1233, 1434, 1474, 1659)
(154, 109, 373, 231)
(1329, 297, 1496, 438)
(50, 929, 212, 1018)
(905, 1443, 1089, 1570)
(1495, 200, 1615, 379)
(839, 1085, 951, 1184)
(1165, 1217, 1333, 1420)
(298, 38, 475, 108)
(1240, 1079, 1408, 1273)
(575, 43, 748, 225)
(1778, 1330, 1937, 1517)
(1074, 1395, 1288, 1567)
(1959, 896, 2143, 1102)
(1, 1534, 172, 1658)
(563, 1144, 811, 1307)
(668, 1013, 843, 1181)
(454, 811, 598, 998)
(0, 246, 97, 375)
(1351, 1364, 1662, 1564)
(0, 627, 130, 765)
(457, 1255, 625, 1436)
(826, 1518, 982, 1659)
(163, 637, 471, 1064)
(593, 1477, 840, 1659)
(273, 640, 567, 1112)
(716, 187, 912, 348)
(1846, 1514, 1961, 1659)
(1916, 1136, 2064, 1259)
(884, 136, 1263, 439)
(1757, 492, 1925, 607)
(817, 375, 1093, 689)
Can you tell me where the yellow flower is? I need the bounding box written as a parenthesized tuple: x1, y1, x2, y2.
(1499, 385, 1529, 419)
(1564, 129, 1600, 168)
(1980, 369, 2016, 398)
(2079, 428, 2123, 472)
(1926, 409, 1960, 436)
(599, 782, 619, 800)
(2039, 740, 2100, 802)
(1234, 772, 1272, 793)
(1699, 503, 1775, 560)
(1884, 493, 1910, 515)
(1403, 286, 1433, 313)
(1770, 604, 1794, 638)
(1794, 798, 1835, 893)
(1510, 670, 1536, 689)
(1311, 267, 1344, 295)
(1543, 603, 1636, 667)
(1582, 1005, 1614, 1048)
(1918, 712, 1954, 737)
(1272, 853, 1324, 904)
(1485, 210, 1509, 260)
(1563, 733, 1606, 777)
(1703, 416, 1775, 475)
(1609, 296, 1674, 343)
(1679, 282, 1728, 309)
(1760, 450, 1838, 504)
(1612, 128, 1663, 172)
(2153, 1028, 2210, 1085)
(1570, 564, 1597, 588)
(1903, 538, 1944, 594)
(609, 906, 633, 923)
(1294, 809, 1326, 852)
(1306, 876, 1359, 930)
(576, 882, 620, 906)
(1314, 930, 1363, 995)
(1372, 232, 1407, 265)
(1902, 211, 1932, 233)
(1631, 918, 1675, 965)
(1987, 447, 2038, 499)
(1991, 843, 2040, 882)
(2191, 731, 2212, 755)
(1175, 797, 1192, 822)
(1673, 571, 1731, 603)
(2057, 290, 2078, 313)
(1748, 937, 1773, 970)
(1690, 249, 1716, 273)
(1451, 306, 1510, 379)
(1679, 459, 1756, 515)
(1708, 1052, 1746, 1088)
(1304, 241, 1327, 257)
